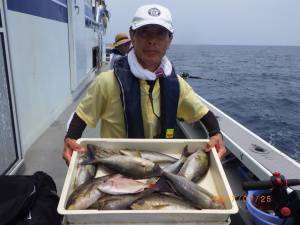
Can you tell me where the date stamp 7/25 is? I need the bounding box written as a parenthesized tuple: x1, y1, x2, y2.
(212, 194, 272, 204)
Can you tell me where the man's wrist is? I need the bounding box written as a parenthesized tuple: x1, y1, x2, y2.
(200, 111, 221, 138)
(64, 137, 71, 142)
(209, 131, 223, 138)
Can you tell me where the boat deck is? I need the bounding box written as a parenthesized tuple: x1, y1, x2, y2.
(17, 75, 254, 225)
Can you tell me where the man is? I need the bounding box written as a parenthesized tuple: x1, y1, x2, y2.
(63, 4, 226, 164)
(109, 33, 131, 69)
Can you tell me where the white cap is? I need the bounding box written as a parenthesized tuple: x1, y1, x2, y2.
(130, 4, 174, 33)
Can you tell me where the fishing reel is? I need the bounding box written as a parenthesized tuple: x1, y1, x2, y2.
(242, 172, 300, 225)
(179, 72, 190, 79)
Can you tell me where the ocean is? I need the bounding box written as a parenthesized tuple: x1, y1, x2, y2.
(167, 45, 300, 162)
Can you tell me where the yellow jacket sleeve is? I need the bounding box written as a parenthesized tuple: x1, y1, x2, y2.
(76, 74, 108, 128)
(177, 76, 209, 123)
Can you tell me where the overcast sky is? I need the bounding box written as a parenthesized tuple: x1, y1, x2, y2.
(103, 0, 300, 46)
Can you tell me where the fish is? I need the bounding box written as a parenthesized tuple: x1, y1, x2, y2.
(89, 189, 155, 210)
(98, 175, 154, 195)
(131, 193, 197, 210)
(163, 145, 189, 174)
(83, 144, 178, 164)
(85, 144, 178, 163)
(66, 174, 113, 210)
(162, 171, 224, 209)
(89, 178, 167, 210)
(177, 148, 209, 182)
(74, 144, 97, 188)
(82, 154, 162, 179)
(119, 149, 177, 163)
(88, 144, 121, 159)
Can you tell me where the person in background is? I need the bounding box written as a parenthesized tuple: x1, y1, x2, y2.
(63, 4, 226, 165)
(109, 33, 131, 69)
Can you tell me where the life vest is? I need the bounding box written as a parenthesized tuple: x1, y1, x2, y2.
(114, 56, 179, 138)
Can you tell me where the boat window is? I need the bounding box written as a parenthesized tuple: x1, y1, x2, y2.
(92, 47, 100, 69)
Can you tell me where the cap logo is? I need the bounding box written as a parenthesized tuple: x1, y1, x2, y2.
(148, 8, 161, 17)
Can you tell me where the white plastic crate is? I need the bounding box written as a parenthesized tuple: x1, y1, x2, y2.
(58, 138, 238, 224)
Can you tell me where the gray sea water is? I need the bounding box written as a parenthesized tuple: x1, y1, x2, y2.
(168, 45, 300, 161)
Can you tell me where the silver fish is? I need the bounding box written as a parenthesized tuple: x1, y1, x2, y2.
(83, 155, 162, 179)
(66, 174, 113, 210)
(83, 144, 177, 163)
(131, 193, 197, 210)
(74, 144, 96, 188)
(178, 148, 209, 182)
(88, 144, 121, 159)
(89, 189, 155, 210)
(162, 171, 224, 209)
(163, 145, 189, 174)
(120, 149, 177, 163)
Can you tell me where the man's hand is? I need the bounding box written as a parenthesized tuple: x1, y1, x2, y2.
(205, 133, 226, 158)
(63, 138, 86, 165)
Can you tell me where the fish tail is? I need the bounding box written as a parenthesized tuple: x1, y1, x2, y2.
(80, 158, 97, 165)
(132, 188, 156, 206)
(146, 177, 159, 186)
(152, 163, 163, 177)
(86, 144, 97, 159)
(150, 177, 176, 194)
(181, 145, 190, 158)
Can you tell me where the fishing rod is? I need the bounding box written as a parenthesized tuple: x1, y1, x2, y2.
(179, 72, 219, 82)
(179, 72, 256, 92)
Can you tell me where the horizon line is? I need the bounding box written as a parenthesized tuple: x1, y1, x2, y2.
(170, 43, 300, 47)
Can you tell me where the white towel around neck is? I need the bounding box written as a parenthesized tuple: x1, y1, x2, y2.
(127, 49, 172, 81)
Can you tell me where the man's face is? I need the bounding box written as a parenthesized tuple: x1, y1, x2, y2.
(117, 42, 131, 54)
(130, 25, 172, 71)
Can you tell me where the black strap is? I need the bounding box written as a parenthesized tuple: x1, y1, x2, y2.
(147, 80, 160, 119)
